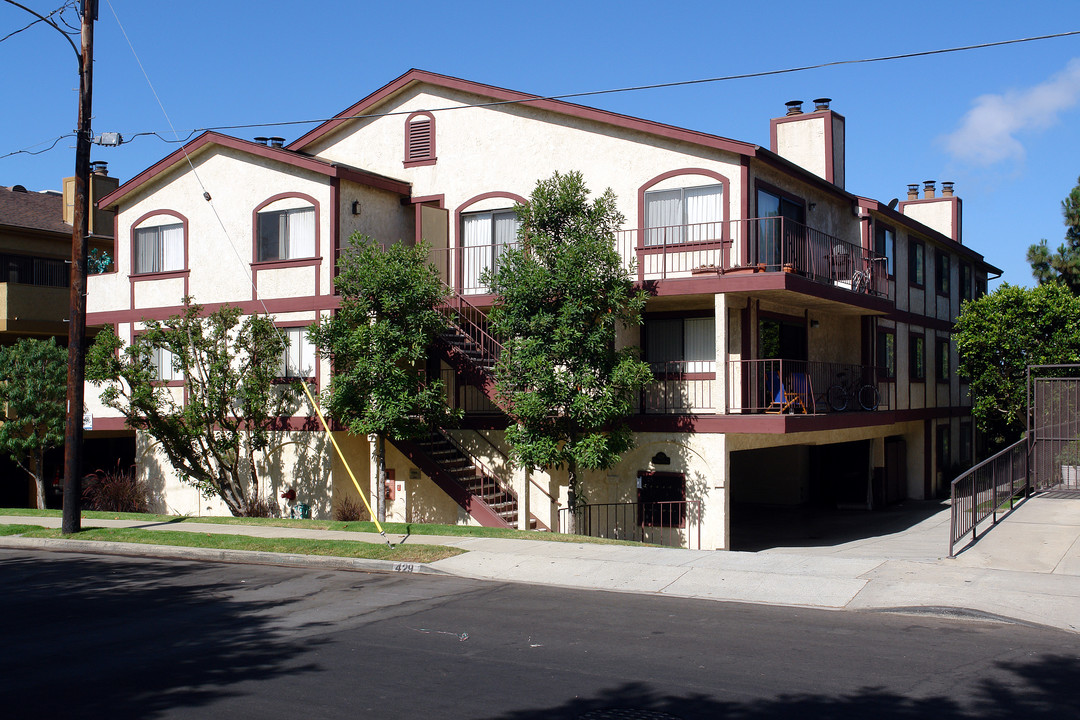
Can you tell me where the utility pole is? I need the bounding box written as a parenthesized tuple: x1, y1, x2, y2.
(62, 0, 96, 535)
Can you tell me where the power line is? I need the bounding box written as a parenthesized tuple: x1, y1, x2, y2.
(0, 133, 74, 160)
(0, 1, 78, 48)
(117, 29, 1080, 143)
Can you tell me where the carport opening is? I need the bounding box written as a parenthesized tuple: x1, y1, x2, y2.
(729, 439, 937, 550)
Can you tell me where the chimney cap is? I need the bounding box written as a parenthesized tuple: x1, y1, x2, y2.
(813, 97, 832, 111)
(785, 100, 804, 116)
(269, 136, 286, 148)
(253, 136, 269, 145)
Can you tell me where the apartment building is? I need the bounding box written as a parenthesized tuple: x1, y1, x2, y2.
(87, 70, 998, 548)
(0, 167, 120, 507)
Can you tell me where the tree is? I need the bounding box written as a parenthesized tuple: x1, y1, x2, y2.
(0, 338, 67, 509)
(955, 282, 1080, 448)
(1027, 175, 1080, 292)
(86, 299, 296, 516)
(307, 234, 457, 523)
(486, 171, 652, 510)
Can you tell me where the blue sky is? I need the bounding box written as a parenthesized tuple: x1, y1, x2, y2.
(2, 0, 1078, 288)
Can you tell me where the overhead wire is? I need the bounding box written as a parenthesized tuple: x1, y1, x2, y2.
(0, 133, 74, 160)
(0, 0, 76, 45)
(111, 29, 1080, 143)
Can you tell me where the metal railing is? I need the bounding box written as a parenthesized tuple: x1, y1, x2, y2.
(429, 243, 520, 296)
(616, 217, 888, 297)
(437, 287, 504, 367)
(640, 360, 716, 414)
(729, 358, 890, 414)
(949, 438, 1029, 557)
(558, 500, 703, 549)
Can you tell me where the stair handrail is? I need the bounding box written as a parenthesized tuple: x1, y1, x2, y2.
(948, 437, 1029, 557)
(435, 427, 517, 506)
(438, 284, 505, 364)
(464, 428, 558, 509)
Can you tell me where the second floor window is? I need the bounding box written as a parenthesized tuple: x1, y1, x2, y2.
(257, 206, 315, 262)
(877, 329, 896, 379)
(937, 337, 950, 382)
(461, 209, 519, 291)
(646, 316, 715, 373)
(910, 333, 926, 381)
(645, 184, 723, 246)
(149, 346, 181, 382)
(134, 222, 183, 274)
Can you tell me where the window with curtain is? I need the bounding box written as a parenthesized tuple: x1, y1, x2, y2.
(134, 222, 184, 274)
(461, 209, 519, 292)
(149, 346, 181, 382)
(645, 316, 715, 373)
(278, 326, 315, 379)
(644, 184, 723, 246)
(257, 206, 315, 262)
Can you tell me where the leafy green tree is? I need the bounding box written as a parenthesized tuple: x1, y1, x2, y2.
(86, 299, 296, 516)
(486, 171, 652, 511)
(308, 234, 456, 523)
(1027, 175, 1080, 292)
(955, 282, 1080, 448)
(0, 338, 67, 509)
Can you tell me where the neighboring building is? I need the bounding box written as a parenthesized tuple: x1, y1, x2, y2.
(88, 70, 999, 548)
(0, 166, 121, 507)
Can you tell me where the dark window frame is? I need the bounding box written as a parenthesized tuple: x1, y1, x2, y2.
(874, 221, 895, 278)
(936, 336, 950, 384)
(959, 261, 973, 301)
(909, 239, 925, 288)
(909, 332, 926, 382)
(936, 250, 951, 297)
(877, 328, 896, 380)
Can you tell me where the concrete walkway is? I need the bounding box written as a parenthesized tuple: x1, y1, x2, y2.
(3, 496, 1079, 633)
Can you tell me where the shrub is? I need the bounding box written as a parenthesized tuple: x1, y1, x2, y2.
(333, 495, 366, 521)
(82, 464, 149, 513)
(243, 496, 275, 518)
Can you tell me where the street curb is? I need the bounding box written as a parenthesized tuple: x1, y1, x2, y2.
(0, 536, 452, 577)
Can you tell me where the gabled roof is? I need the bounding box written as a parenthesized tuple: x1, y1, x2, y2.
(98, 132, 412, 210)
(288, 69, 760, 158)
(0, 185, 70, 235)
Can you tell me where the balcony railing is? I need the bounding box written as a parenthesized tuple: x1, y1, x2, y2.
(729, 358, 891, 414)
(638, 360, 716, 414)
(429, 217, 886, 299)
(616, 217, 889, 297)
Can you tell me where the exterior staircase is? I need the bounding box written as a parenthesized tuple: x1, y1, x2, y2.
(392, 288, 540, 528)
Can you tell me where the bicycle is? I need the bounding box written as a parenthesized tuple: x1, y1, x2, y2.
(827, 370, 879, 412)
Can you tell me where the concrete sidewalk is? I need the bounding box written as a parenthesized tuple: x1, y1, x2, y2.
(3, 496, 1079, 633)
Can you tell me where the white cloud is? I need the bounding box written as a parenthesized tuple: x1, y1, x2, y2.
(943, 58, 1080, 166)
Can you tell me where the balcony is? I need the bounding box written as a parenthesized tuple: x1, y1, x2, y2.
(616, 217, 889, 297)
(0, 282, 69, 334)
(728, 358, 892, 415)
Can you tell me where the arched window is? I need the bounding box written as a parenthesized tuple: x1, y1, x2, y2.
(132, 211, 186, 274)
(254, 195, 317, 262)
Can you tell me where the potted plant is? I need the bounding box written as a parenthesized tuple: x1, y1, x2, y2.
(1054, 437, 1080, 484)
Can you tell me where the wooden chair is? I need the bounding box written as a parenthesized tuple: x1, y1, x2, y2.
(765, 371, 800, 414)
(787, 372, 814, 414)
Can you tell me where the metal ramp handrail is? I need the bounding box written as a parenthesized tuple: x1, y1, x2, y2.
(949, 437, 1029, 557)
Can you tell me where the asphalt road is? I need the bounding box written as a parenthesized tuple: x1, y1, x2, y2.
(2, 549, 1078, 720)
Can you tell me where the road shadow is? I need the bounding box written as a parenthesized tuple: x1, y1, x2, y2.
(0, 552, 325, 718)
(484, 652, 1080, 719)
(731, 499, 949, 551)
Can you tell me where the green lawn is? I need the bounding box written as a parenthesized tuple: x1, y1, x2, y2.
(0, 523, 462, 563)
(0, 508, 639, 545)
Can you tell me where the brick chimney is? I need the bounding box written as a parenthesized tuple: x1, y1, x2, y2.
(770, 97, 845, 189)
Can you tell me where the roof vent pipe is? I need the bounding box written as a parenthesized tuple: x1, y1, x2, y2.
(785, 100, 803, 116)
(253, 136, 269, 146)
(269, 137, 285, 148)
(813, 97, 831, 111)
(907, 184, 920, 200)
(941, 181, 955, 197)
(923, 180, 936, 199)
(91, 161, 108, 176)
